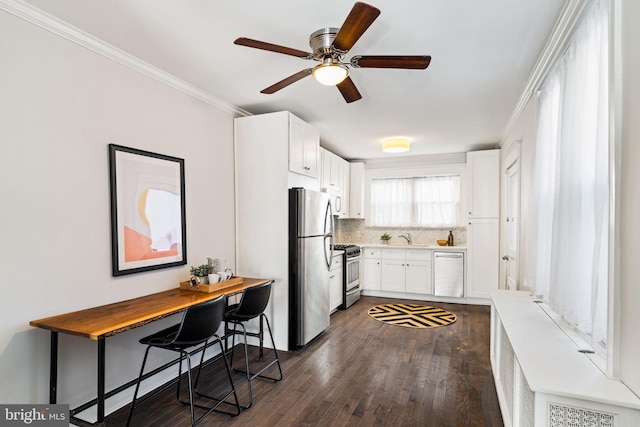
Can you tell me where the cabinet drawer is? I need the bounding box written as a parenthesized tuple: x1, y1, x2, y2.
(381, 248, 405, 260)
(364, 248, 381, 259)
(406, 249, 432, 262)
(330, 254, 344, 270)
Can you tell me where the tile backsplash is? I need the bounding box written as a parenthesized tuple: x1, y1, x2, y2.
(335, 218, 466, 246)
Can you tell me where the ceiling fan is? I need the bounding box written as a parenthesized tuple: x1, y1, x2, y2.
(234, 2, 431, 103)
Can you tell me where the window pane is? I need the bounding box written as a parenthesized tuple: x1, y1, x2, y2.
(370, 175, 460, 227)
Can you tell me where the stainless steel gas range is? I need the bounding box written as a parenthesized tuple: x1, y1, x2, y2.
(332, 244, 361, 309)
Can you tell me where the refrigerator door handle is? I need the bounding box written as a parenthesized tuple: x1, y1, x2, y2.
(324, 199, 334, 270)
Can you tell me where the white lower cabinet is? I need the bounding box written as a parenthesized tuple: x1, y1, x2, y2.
(381, 259, 406, 292)
(363, 248, 381, 290)
(405, 261, 432, 294)
(364, 247, 433, 295)
(467, 218, 499, 298)
(329, 253, 344, 312)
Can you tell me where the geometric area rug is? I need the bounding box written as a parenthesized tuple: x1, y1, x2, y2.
(367, 303, 457, 329)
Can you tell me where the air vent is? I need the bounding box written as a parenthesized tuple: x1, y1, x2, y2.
(518, 369, 535, 427)
(549, 403, 614, 427)
(499, 324, 515, 419)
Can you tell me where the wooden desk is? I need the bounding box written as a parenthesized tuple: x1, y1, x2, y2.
(30, 277, 271, 426)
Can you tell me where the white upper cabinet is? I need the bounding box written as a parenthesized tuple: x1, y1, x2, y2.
(466, 149, 500, 218)
(348, 162, 365, 219)
(320, 148, 352, 217)
(321, 149, 344, 194)
(339, 161, 350, 218)
(289, 113, 319, 178)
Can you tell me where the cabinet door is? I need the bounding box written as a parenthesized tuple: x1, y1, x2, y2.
(405, 260, 432, 294)
(381, 259, 406, 292)
(467, 150, 500, 218)
(321, 148, 332, 191)
(348, 162, 365, 218)
(467, 219, 499, 298)
(289, 114, 319, 178)
(330, 267, 343, 311)
(302, 122, 319, 178)
(363, 258, 381, 290)
(339, 160, 350, 218)
(289, 114, 306, 176)
(329, 152, 342, 189)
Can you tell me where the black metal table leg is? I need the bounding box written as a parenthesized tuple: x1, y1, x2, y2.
(97, 337, 105, 424)
(50, 332, 58, 404)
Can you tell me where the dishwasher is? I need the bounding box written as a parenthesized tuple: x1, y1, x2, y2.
(433, 252, 465, 297)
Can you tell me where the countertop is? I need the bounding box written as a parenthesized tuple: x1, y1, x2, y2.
(357, 243, 466, 250)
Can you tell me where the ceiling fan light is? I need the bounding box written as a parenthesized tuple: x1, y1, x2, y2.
(382, 137, 411, 153)
(312, 61, 348, 86)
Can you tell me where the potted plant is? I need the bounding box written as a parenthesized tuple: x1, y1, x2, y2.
(190, 264, 214, 284)
(380, 232, 391, 244)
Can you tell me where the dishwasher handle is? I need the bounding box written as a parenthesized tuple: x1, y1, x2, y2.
(434, 252, 464, 258)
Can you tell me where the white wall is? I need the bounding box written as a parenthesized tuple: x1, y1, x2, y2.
(0, 10, 237, 415)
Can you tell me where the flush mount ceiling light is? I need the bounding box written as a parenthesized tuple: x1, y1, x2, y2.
(312, 58, 349, 86)
(382, 137, 411, 153)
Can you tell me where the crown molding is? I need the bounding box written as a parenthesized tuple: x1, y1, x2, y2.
(501, 0, 590, 144)
(0, 0, 251, 118)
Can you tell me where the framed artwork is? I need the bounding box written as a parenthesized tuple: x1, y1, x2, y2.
(109, 144, 187, 276)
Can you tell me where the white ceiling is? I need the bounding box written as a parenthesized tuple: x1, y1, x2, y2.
(22, 0, 566, 161)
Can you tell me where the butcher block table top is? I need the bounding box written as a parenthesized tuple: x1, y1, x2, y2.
(30, 277, 271, 340)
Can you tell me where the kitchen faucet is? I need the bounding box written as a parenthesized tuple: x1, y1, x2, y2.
(398, 233, 412, 245)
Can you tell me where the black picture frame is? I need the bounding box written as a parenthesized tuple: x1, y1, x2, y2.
(109, 144, 187, 276)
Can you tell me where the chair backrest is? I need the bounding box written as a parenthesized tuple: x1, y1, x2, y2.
(233, 282, 272, 321)
(171, 294, 226, 347)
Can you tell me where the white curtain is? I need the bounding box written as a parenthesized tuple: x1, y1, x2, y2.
(370, 175, 460, 227)
(528, 0, 609, 347)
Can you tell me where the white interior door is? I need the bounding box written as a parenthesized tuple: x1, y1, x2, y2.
(504, 156, 520, 290)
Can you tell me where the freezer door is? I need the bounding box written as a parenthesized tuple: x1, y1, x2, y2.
(295, 189, 331, 238)
(433, 252, 465, 297)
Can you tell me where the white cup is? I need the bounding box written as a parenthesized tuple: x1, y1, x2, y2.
(208, 273, 221, 284)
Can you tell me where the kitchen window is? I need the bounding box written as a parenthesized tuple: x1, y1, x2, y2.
(528, 0, 610, 368)
(370, 175, 461, 227)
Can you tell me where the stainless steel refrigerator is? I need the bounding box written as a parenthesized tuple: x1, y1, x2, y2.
(289, 188, 334, 350)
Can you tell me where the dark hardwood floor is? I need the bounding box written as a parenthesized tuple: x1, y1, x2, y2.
(107, 296, 503, 426)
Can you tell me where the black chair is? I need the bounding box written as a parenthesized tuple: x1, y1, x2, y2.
(126, 295, 240, 426)
(221, 281, 283, 408)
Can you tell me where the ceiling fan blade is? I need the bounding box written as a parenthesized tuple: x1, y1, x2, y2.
(234, 37, 312, 58)
(261, 69, 313, 94)
(351, 55, 432, 69)
(336, 77, 362, 103)
(332, 2, 381, 52)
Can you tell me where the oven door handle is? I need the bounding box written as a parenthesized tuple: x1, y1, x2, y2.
(346, 286, 360, 296)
